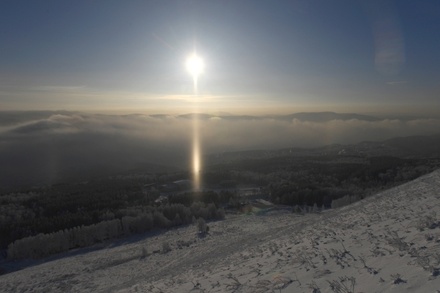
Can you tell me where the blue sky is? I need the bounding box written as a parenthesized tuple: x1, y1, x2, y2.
(1, 0, 439, 113)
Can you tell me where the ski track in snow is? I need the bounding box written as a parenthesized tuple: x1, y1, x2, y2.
(1, 170, 440, 292)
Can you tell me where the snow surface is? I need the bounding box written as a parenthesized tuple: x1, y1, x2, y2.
(2, 170, 440, 292)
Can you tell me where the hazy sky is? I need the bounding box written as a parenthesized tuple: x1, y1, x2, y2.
(1, 0, 439, 113)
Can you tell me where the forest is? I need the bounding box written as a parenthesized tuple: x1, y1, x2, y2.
(1, 144, 439, 260)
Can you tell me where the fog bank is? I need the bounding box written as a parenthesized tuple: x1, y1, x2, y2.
(1, 111, 439, 189)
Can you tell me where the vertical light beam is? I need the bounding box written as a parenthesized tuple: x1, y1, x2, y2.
(186, 52, 204, 190)
(192, 111, 201, 190)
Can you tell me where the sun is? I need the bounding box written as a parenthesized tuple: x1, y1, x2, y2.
(185, 53, 205, 80)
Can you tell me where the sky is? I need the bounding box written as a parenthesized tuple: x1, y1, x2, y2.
(0, 0, 439, 114)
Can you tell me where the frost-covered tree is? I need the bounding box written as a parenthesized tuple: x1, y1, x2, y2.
(197, 218, 208, 235)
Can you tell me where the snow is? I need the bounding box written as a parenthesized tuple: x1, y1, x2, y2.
(2, 170, 440, 292)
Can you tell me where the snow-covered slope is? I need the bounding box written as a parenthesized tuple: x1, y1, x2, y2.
(2, 170, 440, 292)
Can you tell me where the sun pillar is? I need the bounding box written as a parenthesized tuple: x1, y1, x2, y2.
(192, 111, 201, 190)
(186, 52, 204, 191)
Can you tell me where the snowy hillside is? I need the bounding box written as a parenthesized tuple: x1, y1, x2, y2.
(2, 170, 440, 292)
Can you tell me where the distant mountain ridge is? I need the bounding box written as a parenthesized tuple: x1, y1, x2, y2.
(175, 111, 379, 122)
(0, 110, 423, 124)
(276, 111, 379, 122)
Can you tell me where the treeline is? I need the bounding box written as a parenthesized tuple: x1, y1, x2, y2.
(7, 202, 224, 260)
(206, 155, 439, 209)
(267, 157, 435, 208)
(2, 154, 438, 259)
(168, 190, 237, 206)
(0, 176, 231, 258)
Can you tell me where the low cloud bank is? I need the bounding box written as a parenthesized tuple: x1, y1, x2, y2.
(1, 111, 439, 189)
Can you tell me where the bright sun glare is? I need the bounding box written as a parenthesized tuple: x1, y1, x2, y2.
(186, 53, 204, 80)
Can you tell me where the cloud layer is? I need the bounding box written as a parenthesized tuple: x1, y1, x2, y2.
(1, 111, 439, 189)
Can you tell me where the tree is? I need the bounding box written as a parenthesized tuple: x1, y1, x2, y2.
(197, 218, 208, 235)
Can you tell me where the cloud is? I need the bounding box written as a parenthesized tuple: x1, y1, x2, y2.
(1, 111, 439, 189)
(8, 114, 84, 135)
